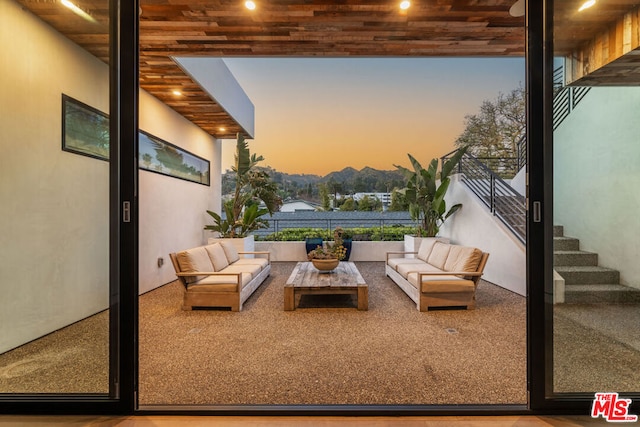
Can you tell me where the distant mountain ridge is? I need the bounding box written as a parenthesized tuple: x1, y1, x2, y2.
(221, 165, 406, 197)
(272, 165, 405, 194)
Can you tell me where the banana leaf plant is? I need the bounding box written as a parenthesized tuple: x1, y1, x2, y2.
(395, 146, 467, 237)
(205, 133, 282, 238)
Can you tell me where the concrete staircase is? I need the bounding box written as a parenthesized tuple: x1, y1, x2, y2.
(554, 225, 640, 303)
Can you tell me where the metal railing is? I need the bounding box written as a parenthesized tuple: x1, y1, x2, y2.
(437, 66, 592, 244)
(252, 211, 416, 239)
(512, 66, 592, 170)
(442, 150, 526, 244)
(553, 85, 591, 130)
(516, 134, 526, 170)
(471, 156, 519, 178)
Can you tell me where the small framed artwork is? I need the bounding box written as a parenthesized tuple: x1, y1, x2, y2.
(62, 94, 110, 161)
(139, 131, 210, 186)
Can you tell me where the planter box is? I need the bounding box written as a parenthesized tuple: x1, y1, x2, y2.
(255, 240, 403, 262)
(255, 241, 307, 261)
(349, 241, 403, 261)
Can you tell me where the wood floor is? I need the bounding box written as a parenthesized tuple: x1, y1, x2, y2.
(0, 415, 613, 426)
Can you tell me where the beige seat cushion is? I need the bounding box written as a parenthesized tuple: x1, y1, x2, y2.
(221, 264, 262, 283)
(396, 262, 442, 280)
(427, 242, 451, 270)
(443, 245, 483, 276)
(417, 238, 440, 262)
(191, 273, 252, 291)
(406, 273, 475, 293)
(234, 258, 269, 270)
(387, 258, 428, 271)
(219, 241, 240, 264)
(176, 247, 215, 284)
(205, 243, 230, 271)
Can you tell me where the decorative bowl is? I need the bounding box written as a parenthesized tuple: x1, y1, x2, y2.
(311, 258, 339, 272)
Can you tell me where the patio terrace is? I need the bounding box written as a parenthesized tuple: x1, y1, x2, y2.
(2, 261, 639, 404)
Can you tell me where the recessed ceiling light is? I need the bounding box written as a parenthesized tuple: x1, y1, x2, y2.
(245, 1, 256, 10)
(219, 127, 226, 132)
(172, 90, 182, 96)
(400, 1, 411, 10)
(578, 0, 595, 12)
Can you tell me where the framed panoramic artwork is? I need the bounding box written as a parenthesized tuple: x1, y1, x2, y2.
(61, 94, 209, 185)
(139, 131, 210, 185)
(62, 94, 110, 161)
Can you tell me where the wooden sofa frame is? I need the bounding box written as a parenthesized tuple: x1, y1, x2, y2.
(385, 250, 489, 311)
(169, 250, 271, 311)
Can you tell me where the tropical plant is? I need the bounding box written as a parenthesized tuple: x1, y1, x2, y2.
(205, 133, 282, 238)
(333, 226, 352, 240)
(395, 147, 467, 237)
(307, 230, 346, 260)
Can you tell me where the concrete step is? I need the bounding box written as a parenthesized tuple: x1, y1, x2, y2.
(500, 215, 525, 228)
(554, 236, 579, 251)
(554, 250, 598, 266)
(553, 225, 564, 237)
(555, 266, 620, 285)
(564, 284, 640, 304)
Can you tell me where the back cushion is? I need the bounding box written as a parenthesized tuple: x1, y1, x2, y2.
(444, 245, 483, 273)
(417, 238, 439, 262)
(176, 247, 215, 283)
(220, 241, 240, 263)
(205, 243, 230, 271)
(427, 242, 451, 270)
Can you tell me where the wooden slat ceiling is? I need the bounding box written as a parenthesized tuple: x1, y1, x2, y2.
(554, 0, 640, 56)
(15, 0, 638, 138)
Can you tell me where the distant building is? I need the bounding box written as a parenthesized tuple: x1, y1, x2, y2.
(352, 192, 391, 205)
(280, 200, 321, 212)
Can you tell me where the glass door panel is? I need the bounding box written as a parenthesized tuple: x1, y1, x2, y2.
(551, 0, 640, 396)
(0, 0, 112, 395)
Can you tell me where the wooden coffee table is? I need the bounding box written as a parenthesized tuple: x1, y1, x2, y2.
(284, 261, 368, 311)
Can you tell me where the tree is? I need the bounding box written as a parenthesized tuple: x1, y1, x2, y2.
(388, 189, 409, 211)
(395, 147, 467, 237)
(318, 183, 331, 211)
(141, 153, 153, 169)
(454, 85, 525, 176)
(205, 134, 282, 237)
(358, 195, 372, 211)
(340, 197, 356, 211)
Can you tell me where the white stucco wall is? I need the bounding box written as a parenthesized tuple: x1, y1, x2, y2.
(511, 167, 526, 196)
(138, 91, 221, 294)
(554, 87, 640, 289)
(440, 176, 526, 296)
(0, 1, 220, 352)
(0, 1, 111, 354)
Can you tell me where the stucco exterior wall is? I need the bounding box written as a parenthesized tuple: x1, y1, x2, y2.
(440, 176, 526, 296)
(138, 91, 221, 294)
(0, 0, 220, 352)
(554, 87, 640, 289)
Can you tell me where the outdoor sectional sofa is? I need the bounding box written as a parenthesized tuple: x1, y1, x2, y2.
(169, 241, 271, 311)
(386, 239, 489, 311)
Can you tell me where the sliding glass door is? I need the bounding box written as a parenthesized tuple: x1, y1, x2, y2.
(530, 0, 640, 413)
(551, 0, 640, 398)
(0, 0, 137, 413)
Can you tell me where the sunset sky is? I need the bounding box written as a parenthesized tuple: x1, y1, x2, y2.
(221, 57, 525, 176)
